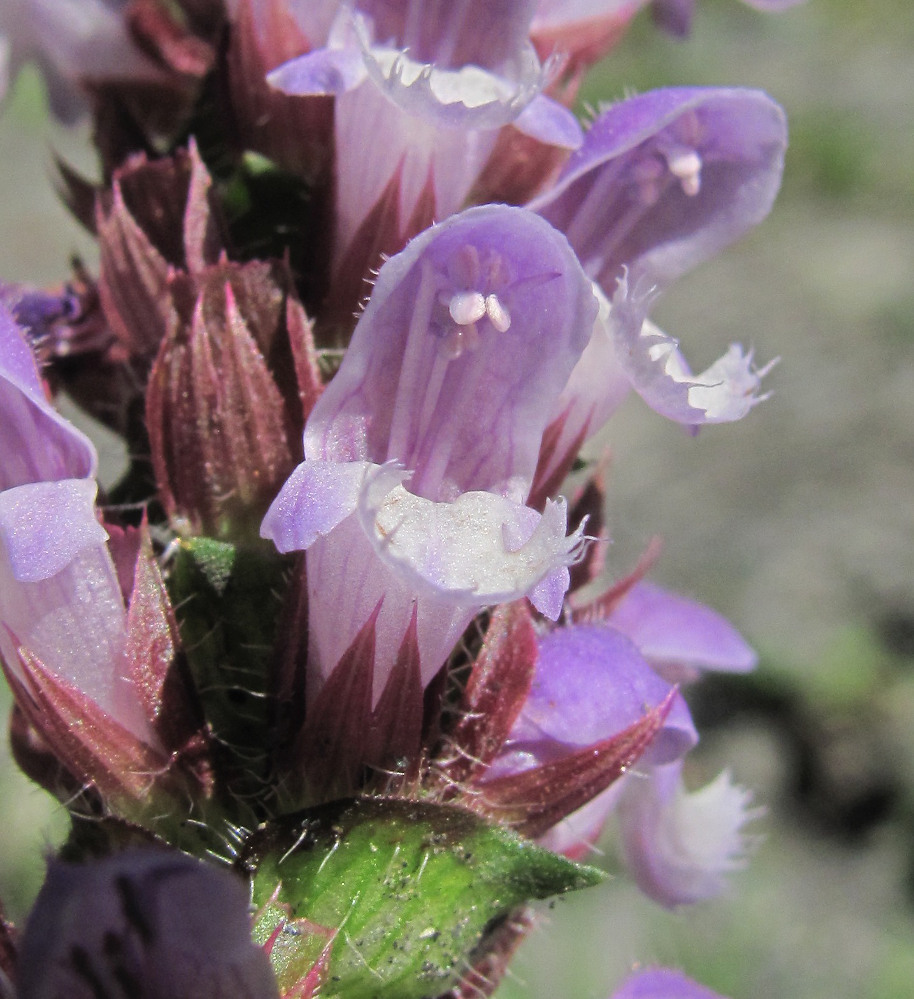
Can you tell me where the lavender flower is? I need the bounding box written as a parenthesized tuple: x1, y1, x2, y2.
(262, 204, 597, 699)
(268, 0, 582, 315)
(530, 86, 786, 491)
(0, 301, 151, 740)
(618, 759, 760, 907)
(485, 577, 759, 902)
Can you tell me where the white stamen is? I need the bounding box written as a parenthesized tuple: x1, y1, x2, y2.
(665, 145, 702, 197)
(485, 294, 511, 332)
(449, 290, 486, 326)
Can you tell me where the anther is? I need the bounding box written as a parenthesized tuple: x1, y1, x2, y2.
(485, 294, 511, 332)
(664, 145, 702, 196)
(449, 290, 486, 325)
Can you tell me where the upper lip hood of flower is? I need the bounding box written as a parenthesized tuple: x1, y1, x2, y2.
(530, 86, 788, 292)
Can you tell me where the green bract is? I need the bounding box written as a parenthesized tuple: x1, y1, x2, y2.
(241, 797, 604, 999)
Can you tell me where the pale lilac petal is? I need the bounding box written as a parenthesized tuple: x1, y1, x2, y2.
(0, 535, 138, 728)
(0, 297, 150, 740)
(332, 81, 489, 267)
(359, 34, 545, 131)
(261, 459, 374, 552)
(618, 760, 760, 907)
(609, 581, 757, 683)
(499, 624, 696, 765)
(356, 0, 539, 71)
(611, 967, 730, 999)
(0, 301, 97, 486)
(513, 92, 583, 148)
(18, 850, 278, 999)
(0, 479, 107, 582)
(267, 45, 366, 95)
(531, 87, 787, 293)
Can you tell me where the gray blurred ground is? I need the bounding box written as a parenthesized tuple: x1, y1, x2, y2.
(1, 1, 913, 997)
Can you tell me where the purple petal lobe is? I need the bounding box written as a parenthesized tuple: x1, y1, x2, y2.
(493, 624, 697, 771)
(618, 760, 760, 907)
(611, 967, 730, 999)
(609, 581, 757, 682)
(268, 45, 366, 95)
(262, 459, 374, 551)
(513, 92, 583, 148)
(0, 479, 108, 582)
(1, 301, 97, 487)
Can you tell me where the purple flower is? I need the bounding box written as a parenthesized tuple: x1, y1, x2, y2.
(611, 967, 730, 999)
(0, 0, 163, 122)
(482, 621, 697, 857)
(530, 87, 785, 489)
(262, 204, 597, 700)
(485, 577, 758, 896)
(17, 850, 278, 999)
(0, 301, 152, 741)
(268, 1, 582, 312)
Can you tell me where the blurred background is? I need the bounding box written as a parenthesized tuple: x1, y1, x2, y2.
(1, 1, 913, 997)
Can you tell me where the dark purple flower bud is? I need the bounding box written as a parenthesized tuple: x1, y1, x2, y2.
(17, 850, 278, 999)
